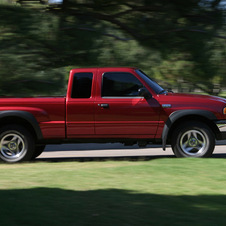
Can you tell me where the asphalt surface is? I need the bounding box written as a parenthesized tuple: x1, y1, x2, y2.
(37, 140, 226, 161)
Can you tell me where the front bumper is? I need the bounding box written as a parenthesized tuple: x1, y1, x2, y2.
(216, 120, 226, 140)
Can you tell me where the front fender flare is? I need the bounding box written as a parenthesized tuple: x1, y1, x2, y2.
(162, 110, 217, 150)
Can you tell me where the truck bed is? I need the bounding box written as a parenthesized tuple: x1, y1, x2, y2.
(0, 97, 66, 139)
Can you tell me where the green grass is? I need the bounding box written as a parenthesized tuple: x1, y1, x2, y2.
(1, 158, 226, 225)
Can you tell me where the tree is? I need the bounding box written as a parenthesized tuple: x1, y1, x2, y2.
(0, 3, 66, 96)
(47, 0, 226, 94)
(0, 0, 225, 95)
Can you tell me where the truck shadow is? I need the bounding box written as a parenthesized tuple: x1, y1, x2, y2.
(212, 153, 226, 158)
(36, 153, 226, 163)
(37, 143, 174, 162)
(36, 155, 176, 163)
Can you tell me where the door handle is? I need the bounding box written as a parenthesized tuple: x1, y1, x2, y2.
(98, 103, 109, 109)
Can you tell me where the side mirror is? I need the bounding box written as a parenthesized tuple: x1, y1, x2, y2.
(138, 87, 152, 99)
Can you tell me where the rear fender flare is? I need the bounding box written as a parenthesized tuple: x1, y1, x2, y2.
(0, 110, 43, 140)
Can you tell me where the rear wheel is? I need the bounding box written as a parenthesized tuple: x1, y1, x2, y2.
(171, 121, 215, 158)
(0, 125, 35, 163)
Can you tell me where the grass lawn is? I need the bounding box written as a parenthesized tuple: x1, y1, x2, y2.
(1, 158, 226, 225)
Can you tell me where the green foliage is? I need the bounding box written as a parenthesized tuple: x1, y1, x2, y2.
(47, 0, 226, 94)
(0, 0, 225, 95)
(0, 4, 66, 95)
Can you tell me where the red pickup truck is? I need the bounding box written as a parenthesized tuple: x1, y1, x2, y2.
(0, 67, 226, 162)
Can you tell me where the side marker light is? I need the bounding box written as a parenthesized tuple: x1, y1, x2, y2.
(223, 107, 226, 115)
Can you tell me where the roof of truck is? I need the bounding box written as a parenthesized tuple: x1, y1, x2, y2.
(70, 67, 137, 73)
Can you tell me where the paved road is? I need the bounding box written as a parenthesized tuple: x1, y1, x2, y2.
(37, 140, 226, 161)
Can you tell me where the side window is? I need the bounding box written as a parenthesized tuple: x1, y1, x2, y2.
(102, 72, 143, 97)
(71, 72, 93, 98)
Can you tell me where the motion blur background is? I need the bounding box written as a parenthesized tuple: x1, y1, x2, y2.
(0, 0, 226, 97)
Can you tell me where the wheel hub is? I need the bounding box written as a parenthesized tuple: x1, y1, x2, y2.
(188, 137, 198, 147)
(8, 141, 17, 151)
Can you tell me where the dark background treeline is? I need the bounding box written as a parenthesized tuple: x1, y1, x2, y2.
(0, 0, 226, 96)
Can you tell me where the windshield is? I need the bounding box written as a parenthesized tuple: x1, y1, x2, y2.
(135, 69, 166, 94)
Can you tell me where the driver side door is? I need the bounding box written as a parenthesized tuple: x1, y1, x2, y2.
(95, 70, 161, 137)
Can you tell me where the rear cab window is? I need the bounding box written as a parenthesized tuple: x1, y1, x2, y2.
(71, 72, 93, 98)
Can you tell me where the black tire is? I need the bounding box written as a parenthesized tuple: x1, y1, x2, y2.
(0, 125, 35, 163)
(32, 145, 46, 160)
(171, 121, 215, 158)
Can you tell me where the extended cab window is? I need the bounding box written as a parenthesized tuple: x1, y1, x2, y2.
(71, 73, 93, 98)
(102, 72, 143, 97)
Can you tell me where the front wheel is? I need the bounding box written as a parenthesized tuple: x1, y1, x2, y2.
(0, 125, 35, 163)
(171, 121, 215, 158)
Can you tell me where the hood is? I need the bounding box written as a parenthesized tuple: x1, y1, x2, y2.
(165, 93, 226, 103)
(156, 92, 226, 117)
